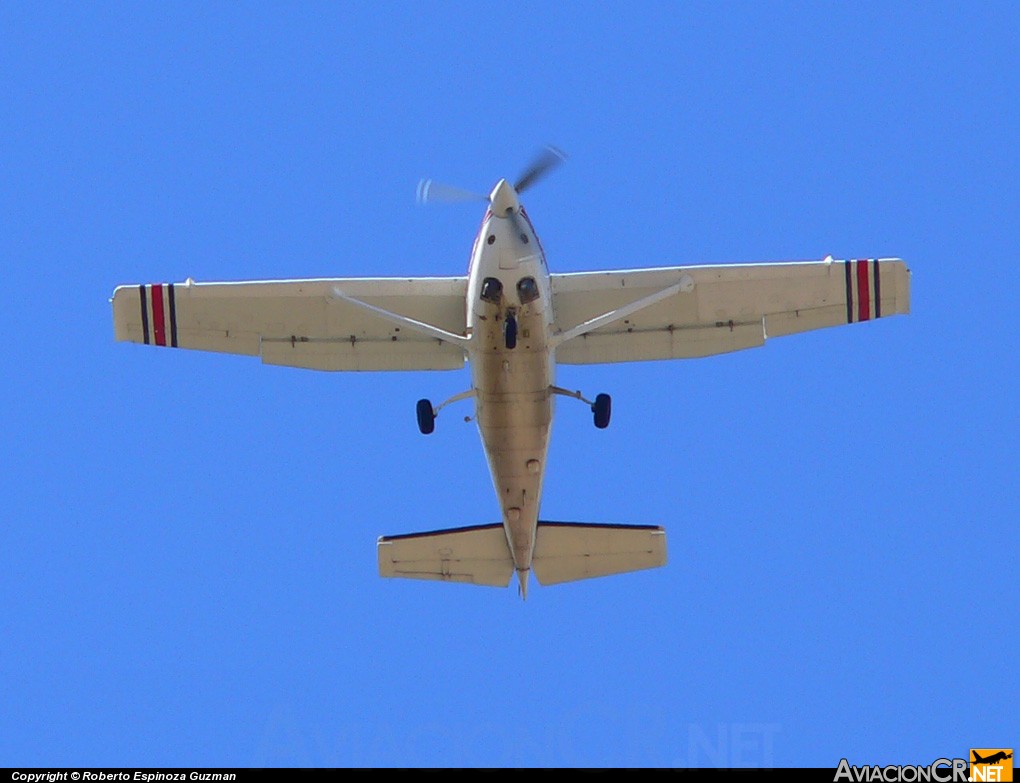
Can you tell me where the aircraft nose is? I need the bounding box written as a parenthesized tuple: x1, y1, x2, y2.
(489, 178, 520, 218)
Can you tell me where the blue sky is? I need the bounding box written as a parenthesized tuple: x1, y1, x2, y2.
(2, 0, 1017, 768)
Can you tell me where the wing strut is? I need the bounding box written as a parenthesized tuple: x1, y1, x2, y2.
(550, 275, 693, 348)
(330, 287, 471, 348)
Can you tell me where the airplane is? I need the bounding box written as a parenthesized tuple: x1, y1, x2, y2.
(972, 751, 1012, 765)
(110, 148, 911, 597)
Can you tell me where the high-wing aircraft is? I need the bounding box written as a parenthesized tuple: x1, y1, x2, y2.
(111, 149, 911, 597)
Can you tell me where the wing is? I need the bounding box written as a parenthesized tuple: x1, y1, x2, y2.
(111, 276, 468, 371)
(551, 257, 910, 364)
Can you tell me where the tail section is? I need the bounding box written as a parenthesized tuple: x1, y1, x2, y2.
(516, 569, 529, 600)
(532, 521, 666, 585)
(376, 520, 667, 592)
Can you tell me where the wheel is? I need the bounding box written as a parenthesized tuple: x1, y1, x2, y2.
(416, 399, 435, 435)
(593, 393, 611, 429)
(504, 313, 518, 350)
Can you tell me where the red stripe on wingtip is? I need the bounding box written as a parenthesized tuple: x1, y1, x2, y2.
(856, 260, 871, 322)
(151, 283, 166, 346)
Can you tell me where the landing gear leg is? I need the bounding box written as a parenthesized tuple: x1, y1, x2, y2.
(549, 386, 612, 430)
(415, 389, 477, 435)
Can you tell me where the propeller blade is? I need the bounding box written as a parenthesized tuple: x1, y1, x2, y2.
(416, 179, 488, 205)
(507, 208, 525, 243)
(514, 145, 567, 194)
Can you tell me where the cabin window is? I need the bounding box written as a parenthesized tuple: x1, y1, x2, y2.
(517, 276, 540, 304)
(480, 277, 503, 304)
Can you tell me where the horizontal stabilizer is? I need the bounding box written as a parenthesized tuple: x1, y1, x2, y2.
(532, 522, 667, 585)
(377, 523, 513, 587)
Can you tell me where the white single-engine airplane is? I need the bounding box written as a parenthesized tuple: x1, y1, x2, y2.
(112, 149, 910, 597)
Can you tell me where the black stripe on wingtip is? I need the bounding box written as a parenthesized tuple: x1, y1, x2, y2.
(138, 284, 150, 344)
(844, 260, 854, 324)
(873, 259, 882, 318)
(168, 283, 178, 347)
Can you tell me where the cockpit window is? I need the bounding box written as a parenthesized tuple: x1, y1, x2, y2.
(517, 276, 540, 304)
(480, 277, 503, 304)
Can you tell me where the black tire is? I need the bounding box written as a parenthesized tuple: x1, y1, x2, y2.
(416, 399, 435, 435)
(593, 393, 612, 429)
(504, 313, 518, 350)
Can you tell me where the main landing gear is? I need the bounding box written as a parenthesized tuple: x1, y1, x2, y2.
(415, 389, 477, 435)
(415, 399, 435, 435)
(418, 388, 611, 434)
(550, 386, 612, 429)
(592, 393, 612, 429)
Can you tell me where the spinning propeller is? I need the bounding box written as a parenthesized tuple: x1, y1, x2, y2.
(416, 145, 567, 208)
(513, 145, 567, 195)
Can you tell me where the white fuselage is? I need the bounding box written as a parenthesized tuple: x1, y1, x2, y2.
(464, 193, 555, 579)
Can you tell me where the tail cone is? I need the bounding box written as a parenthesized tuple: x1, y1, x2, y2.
(516, 569, 530, 600)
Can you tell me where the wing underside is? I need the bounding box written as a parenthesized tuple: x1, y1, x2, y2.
(551, 257, 910, 364)
(111, 276, 469, 371)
